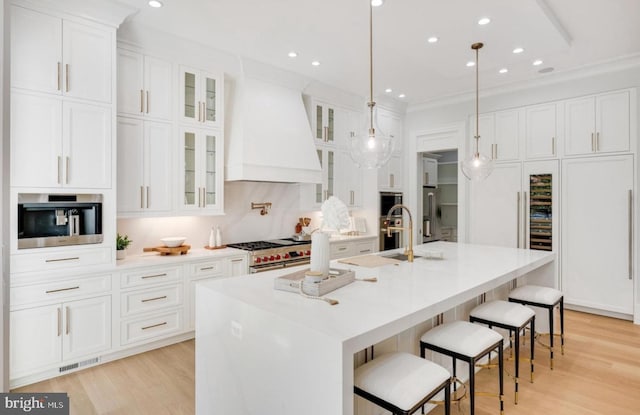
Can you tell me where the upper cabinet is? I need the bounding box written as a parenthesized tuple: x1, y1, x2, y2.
(378, 154, 404, 191)
(11, 92, 111, 189)
(117, 49, 172, 121)
(179, 66, 222, 128)
(378, 108, 403, 154)
(179, 127, 224, 214)
(474, 110, 521, 162)
(422, 158, 438, 186)
(11, 6, 112, 103)
(336, 150, 363, 208)
(309, 100, 356, 147)
(525, 103, 558, 160)
(564, 91, 630, 156)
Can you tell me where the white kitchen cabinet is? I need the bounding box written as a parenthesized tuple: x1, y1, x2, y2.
(179, 66, 222, 128)
(562, 155, 634, 315)
(473, 110, 521, 162)
(336, 150, 363, 208)
(11, 5, 112, 103)
(117, 117, 172, 215)
(564, 91, 630, 156)
(525, 103, 558, 160)
(378, 108, 403, 154)
(309, 100, 357, 147)
(378, 154, 404, 191)
(179, 127, 224, 213)
(117, 48, 172, 120)
(422, 157, 438, 186)
(10, 296, 111, 378)
(11, 92, 111, 189)
(329, 237, 377, 260)
(312, 146, 336, 205)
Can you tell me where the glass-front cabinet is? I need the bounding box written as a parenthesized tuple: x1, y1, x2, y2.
(179, 65, 222, 128)
(315, 147, 335, 204)
(180, 127, 223, 213)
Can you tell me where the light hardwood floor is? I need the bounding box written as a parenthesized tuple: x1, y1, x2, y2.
(14, 310, 640, 415)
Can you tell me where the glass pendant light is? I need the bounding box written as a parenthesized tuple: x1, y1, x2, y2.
(348, 0, 394, 169)
(461, 42, 494, 181)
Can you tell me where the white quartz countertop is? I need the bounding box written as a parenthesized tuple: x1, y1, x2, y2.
(199, 241, 554, 351)
(328, 234, 377, 242)
(115, 247, 248, 269)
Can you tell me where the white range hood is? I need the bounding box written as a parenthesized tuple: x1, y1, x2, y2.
(225, 64, 322, 184)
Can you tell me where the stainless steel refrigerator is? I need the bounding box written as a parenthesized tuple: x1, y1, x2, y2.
(422, 186, 441, 243)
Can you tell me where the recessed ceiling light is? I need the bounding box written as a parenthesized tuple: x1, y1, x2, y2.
(398, 94, 406, 98)
(533, 59, 543, 66)
(478, 17, 491, 25)
(311, 60, 320, 66)
(371, 0, 384, 7)
(466, 61, 475, 67)
(513, 47, 524, 54)
(499, 68, 509, 74)
(427, 36, 439, 44)
(385, 88, 392, 93)
(288, 51, 298, 58)
(148, 0, 163, 8)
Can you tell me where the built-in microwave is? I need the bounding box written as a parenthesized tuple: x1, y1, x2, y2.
(18, 194, 103, 249)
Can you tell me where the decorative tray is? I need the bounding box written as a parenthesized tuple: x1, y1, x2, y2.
(143, 245, 191, 256)
(274, 268, 355, 297)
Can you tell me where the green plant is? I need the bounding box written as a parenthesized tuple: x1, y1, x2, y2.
(116, 233, 132, 250)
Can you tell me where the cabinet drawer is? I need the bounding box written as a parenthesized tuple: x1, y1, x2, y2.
(353, 241, 375, 256)
(11, 247, 111, 274)
(11, 274, 112, 308)
(120, 309, 183, 345)
(121, 284, 182, 317)
(330, 243, 351, 258)
(120, 266, 181, 288)
(189, 260, 224, 278)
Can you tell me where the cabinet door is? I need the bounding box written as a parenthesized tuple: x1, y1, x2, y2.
(228, 256, 248, 276)
(10, 92, 62, 187)
(469, 163, 522, 248)
(10, 304, 62, 377)
(201, 72, 221, 128)
(10, 6, 62, 94)
(422, 158, 438, 186)
(523, 160, 558, 253)
(117, 117, 145, 213)
(378, 154, 403, 190)
(494, 109, 520, 161)
(562, 155, 634, 314)
(117, 49, 144, 116)
(202, 131, 221, 209)
(62, 20, 112, 103)
(63, 296, 111, 360)
(182, 129, 199, 208)
(337, 151, 362, 207)
(144, 56, 173, 120)
(180, 66, 199, 124)
(475, 114, 494, 161)
(596, 91, 630, 154)
(63, 101, 111, 188)
(525, 104, 557, 159)
(564, 97, 595, 156)
(145, 121, 173, 212)
(313, 102, 335, 144)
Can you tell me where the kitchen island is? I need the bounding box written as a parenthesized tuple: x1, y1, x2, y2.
(195, 242, 555, 415)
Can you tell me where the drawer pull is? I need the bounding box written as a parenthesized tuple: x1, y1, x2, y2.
(46, 286, 80, 294)
(66, 306, 70, 335)
(45, 257, 80, 263)
(359, 249, 371, 253)
(338, 247, 347, 251)
(141, 273, 167, 279)
(141, 321, 167, 331)
(200, 266, 215, 271)
(141, 295, 168, 303)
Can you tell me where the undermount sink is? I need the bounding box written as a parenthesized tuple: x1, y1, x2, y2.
(382, 253, 421, 261)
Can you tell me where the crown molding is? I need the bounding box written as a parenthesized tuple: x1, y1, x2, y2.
(12, 0, 137, 27)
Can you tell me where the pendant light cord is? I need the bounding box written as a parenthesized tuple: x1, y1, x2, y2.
(368, 1, 374, 133)
(475, 45, 479, 155)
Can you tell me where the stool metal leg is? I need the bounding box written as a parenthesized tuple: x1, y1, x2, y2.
(469, 357, 475, 415)
(514, 328, 520, 404)
(530, 318, 535, 383)
(560, 298, 565, 355)
(549, 304, 555, 370)
(444, 380, 451, 415)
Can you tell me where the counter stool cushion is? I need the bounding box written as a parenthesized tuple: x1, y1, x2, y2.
(420, 321, 503, 357)
(354, 352, 450, 412)
(509, 285, 562, 306)
(470, 300, 535, 326)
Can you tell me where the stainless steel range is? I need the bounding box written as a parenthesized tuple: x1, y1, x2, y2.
(226, 238, 312, 273)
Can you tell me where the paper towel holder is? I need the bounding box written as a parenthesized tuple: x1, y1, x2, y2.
(251, 202, 272, 215)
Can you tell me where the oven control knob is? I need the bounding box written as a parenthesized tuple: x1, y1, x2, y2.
(269, 255, 275, 261)
(255, 257, 262, 264)
(275, 255, 281, 260)
(263, 256, 269, 262)
(284, 253, 290, 259)
(299, 251, 304, 256)
(305, 250, 311, 256)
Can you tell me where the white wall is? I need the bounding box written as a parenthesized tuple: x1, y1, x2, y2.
(1, 0, 9, 392)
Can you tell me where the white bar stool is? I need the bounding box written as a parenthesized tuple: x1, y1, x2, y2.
(508, 285, 564, 369)
(354, 352, 451, 415)
(420, 321, 504, 415)
(469, 300, 535, 404)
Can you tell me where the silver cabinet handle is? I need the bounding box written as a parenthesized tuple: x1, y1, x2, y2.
(141, 273, 167, 279)
(323, 189, 328, 201)
(46, 286, 80, 294)
(200, 266, 214, 271)
(203, 102, 206, 121)
(424, 172, 429, 185)
(629, 189, 633, 280)
(57, 307, 62, 337)
(197, 101, 201, 122)
(591, 133, 595, 152)
(390, 174, 395, 188)
(140, 186, 145, 209)
(65, 306, 70, 335)
(350, 190, 354, 206)
(57, 156, 62, 184)
(517, 192, 521, 248)
(65, 64, 70, 92)
(57, 62, 62, 91)
(66, 157, 70, 184)
(323, 126, 328, 142)
(146, 186, 150, 209)
(493, 143, 498, 160)
(141, 295, 167, 303)
(45, 257, 80, 263)
(142, 322, 167, 331)
(552, 137, 556, 156)
(140, 90, 144, 113)
(596, 132, 600, 151)
(231, 258, 243, 263)
(146, 90, 150, 114)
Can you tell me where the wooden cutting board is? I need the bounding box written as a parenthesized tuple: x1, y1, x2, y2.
(143, 245, 191, 256)
(338, 254, 401, 268)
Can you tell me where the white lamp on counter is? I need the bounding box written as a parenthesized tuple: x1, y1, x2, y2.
(310, 196, 351, 278)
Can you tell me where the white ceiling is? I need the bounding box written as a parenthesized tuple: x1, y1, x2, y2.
(117, 0, 640, 105)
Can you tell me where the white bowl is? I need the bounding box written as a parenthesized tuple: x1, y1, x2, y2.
(160, 237, 186, 247)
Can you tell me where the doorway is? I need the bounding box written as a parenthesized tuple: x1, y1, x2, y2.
(420, 150, 458, 242)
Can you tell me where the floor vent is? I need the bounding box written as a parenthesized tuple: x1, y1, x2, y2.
(59, 357, 100, 373)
